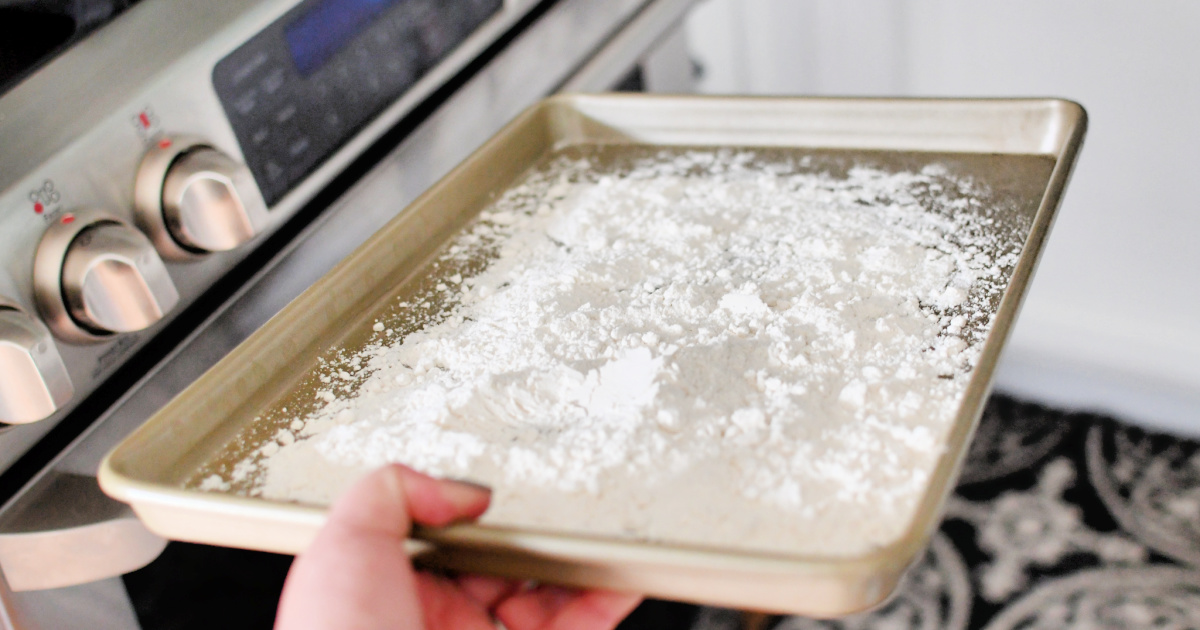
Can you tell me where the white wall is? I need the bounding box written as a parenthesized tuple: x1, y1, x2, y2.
(686, 1, 1200, 434)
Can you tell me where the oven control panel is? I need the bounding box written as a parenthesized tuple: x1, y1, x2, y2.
(0, 0, 529, 464)
(215, 0, 501, 204)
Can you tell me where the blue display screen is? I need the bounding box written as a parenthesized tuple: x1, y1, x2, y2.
(285, 0, 397, 76)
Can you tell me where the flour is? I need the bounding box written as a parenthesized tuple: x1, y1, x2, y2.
(214, 147, 1023, 555)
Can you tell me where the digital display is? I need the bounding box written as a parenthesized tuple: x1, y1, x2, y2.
(285, 0, 399, 76)
(217, 0, 502, 204)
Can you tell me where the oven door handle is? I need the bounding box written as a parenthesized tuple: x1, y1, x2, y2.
(0, 472, 165, 592)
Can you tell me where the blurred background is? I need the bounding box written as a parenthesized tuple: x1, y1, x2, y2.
(683, 0, 1200, 435)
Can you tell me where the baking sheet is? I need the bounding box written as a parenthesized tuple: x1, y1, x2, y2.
(100, 94, 1085, 616)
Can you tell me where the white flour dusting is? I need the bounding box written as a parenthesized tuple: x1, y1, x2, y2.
(207, 148, 1022, 555)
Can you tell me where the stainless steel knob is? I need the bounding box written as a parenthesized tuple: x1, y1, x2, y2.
(61, 223, 179, 334)
(34, 211, 180, 343)
(0, 303, 73, 424)
(135, 137, 269, 260)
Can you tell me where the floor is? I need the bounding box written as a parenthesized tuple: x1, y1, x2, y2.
(121, 394, 1200, 629)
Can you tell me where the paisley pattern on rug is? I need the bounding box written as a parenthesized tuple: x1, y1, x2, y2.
(1087, 423, 1200, 567)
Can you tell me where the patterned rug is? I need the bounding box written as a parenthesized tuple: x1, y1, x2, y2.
(675, 396, 1200, 630)
(125, 395, 1200, 629)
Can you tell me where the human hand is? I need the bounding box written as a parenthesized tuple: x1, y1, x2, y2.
(275, 464, 641, 630)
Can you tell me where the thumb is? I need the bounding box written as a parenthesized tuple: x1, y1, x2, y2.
(275, 465, 491, 630)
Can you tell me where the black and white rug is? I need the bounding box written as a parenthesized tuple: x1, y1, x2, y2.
(677, 396, 1200, 630)
(124, 396, 1200, 629)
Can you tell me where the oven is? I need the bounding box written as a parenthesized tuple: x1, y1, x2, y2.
(0, 0, 697, 626)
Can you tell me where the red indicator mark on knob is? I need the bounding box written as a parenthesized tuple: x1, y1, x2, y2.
(33, 202, 44, 214)
(139, 112, 152, 128)
(61, 214, 75, 224)
(158, 138, 172, 149)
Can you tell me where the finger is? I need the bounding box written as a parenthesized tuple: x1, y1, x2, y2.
(495, 585, 642, 630)
(324, 462, 413, 536)
(497, 584, 576, 626)
(456, 574, 523, 610)
(274, 465, 492, 630)
(392, 466, 491, 527)
(415, 573, 500, 630)
(275, 465, 419, 630)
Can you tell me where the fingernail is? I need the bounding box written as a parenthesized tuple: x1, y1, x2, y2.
(446, 477, 492, 493)
(440, 477, 492, 510)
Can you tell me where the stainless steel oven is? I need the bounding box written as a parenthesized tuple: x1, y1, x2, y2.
(0, 0, 696, 626)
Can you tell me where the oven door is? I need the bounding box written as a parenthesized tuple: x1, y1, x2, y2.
(0, 0, 696, 627)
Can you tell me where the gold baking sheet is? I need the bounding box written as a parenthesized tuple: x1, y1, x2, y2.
(100, 94, 1085, 616)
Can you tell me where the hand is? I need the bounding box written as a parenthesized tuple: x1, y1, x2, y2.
(275, 464, 641, 630)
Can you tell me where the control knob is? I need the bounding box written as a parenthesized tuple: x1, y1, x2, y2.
(34, 211, 180, 343)
(135, 137, 269, 260)
(0, 301, 73, 424)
